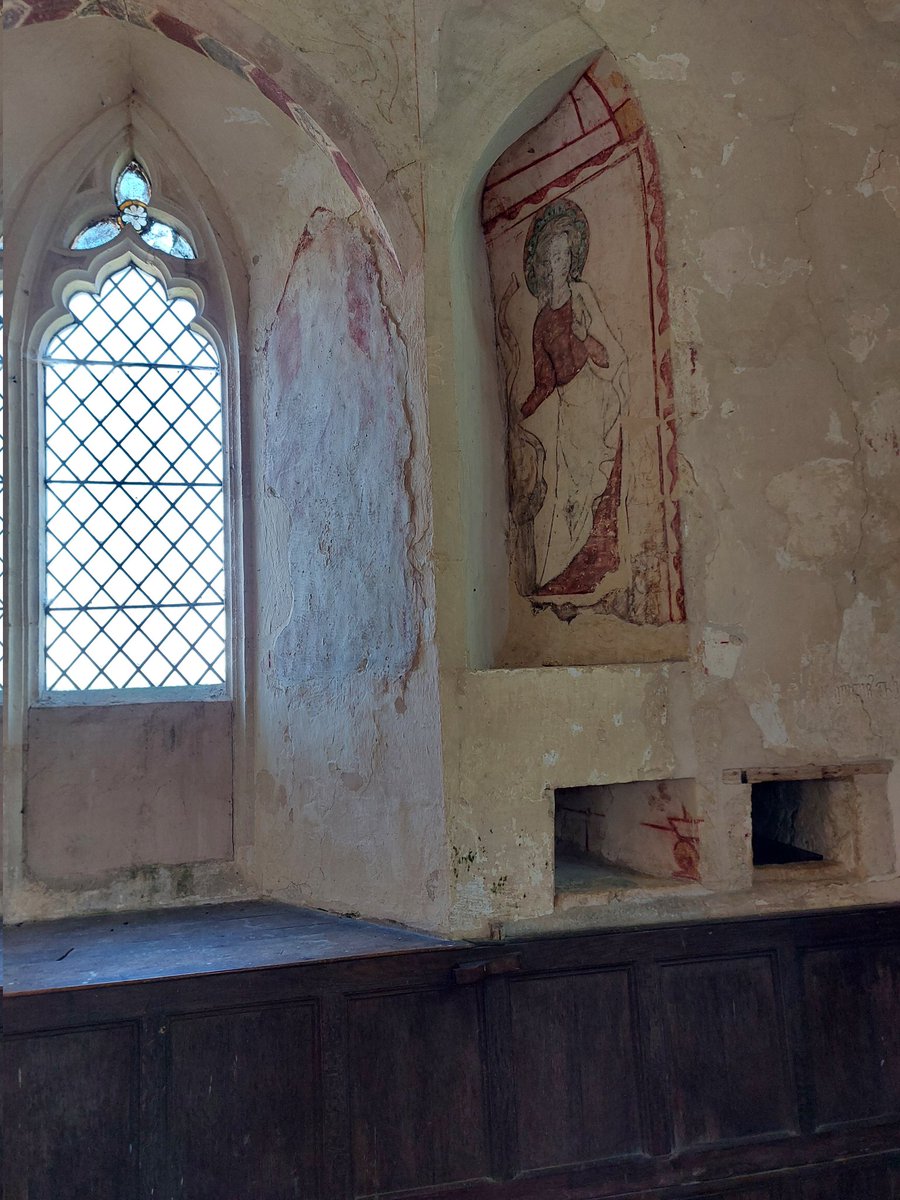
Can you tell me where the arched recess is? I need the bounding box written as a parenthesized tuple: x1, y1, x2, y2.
(5, 0, 419, 274)
(4, 15, 446, 931)
(4, 91, 248, 915)
(424, 30, 697, 936)
(480, 49, 686, 668)
(436, 44, 688, 672)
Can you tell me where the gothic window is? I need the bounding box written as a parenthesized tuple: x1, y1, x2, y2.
(38, 160, 228, 694)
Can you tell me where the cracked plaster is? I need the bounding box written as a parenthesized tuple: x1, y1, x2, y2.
(4, 0, 899, 936)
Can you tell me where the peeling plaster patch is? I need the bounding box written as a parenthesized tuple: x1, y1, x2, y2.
(613, 712, 624, 726)
(583, 0, 606, 10)
(278, 149, 332, 208)
(454, 877, 491, 923)
(627, 52, 689, 82)
(749, 687, 790, 748)
(698, 227, 810, 298)
(567, 668, 583, 677)
(701, 628, 743, 679)
(543, 750, 560, 767)
(828, 122, 859, 137)
(570, 723, 584, 734)
(731, 71, 746, 84)
(700, 225, 748, 296)
(766, 458, 863, 566)
(775, 546, 816, 573)
(846, 304, 889, 362)
(857, 148, 900, 216)
(827, 412, 848, 445)
(721, 140, 736, 166)
(838, 594, 878, 675)
(860, 387, 900, 476)
(224, 106, 270, 125)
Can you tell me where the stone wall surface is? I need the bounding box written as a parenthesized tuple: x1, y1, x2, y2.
(423, 0, 900, 934)
(2, 0, 898, 936)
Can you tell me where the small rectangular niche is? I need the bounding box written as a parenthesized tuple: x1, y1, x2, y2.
(727, 760, 895, 884)
(751, 778, 852, 870)
(554, 779, 701, 895)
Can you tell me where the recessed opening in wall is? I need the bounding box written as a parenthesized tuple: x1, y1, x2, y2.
(726, 760, 894, 884)
(751, 779, 842, 868)
(554, 779, 701, 897)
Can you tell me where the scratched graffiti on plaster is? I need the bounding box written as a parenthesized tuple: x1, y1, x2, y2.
(482, 51, 685, 625)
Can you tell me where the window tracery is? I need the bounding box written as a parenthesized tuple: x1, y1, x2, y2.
(71, 160, 195, 260)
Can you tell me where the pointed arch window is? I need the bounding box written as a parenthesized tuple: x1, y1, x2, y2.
(39, 160, 228, 695)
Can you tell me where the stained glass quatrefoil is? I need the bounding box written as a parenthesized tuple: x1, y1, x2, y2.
(72, 161, 195, 260)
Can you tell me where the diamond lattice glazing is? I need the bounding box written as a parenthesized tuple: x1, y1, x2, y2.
(42, 264, 226, 691)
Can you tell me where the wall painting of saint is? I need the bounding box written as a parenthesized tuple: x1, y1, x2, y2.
(483, 52, 685, 656)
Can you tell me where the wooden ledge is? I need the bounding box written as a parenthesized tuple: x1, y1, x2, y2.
(723, 760, 891, 785)
(5, 900, 454, 996)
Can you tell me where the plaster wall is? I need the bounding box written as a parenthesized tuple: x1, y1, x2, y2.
(422, 0, 900, 936)
(3, 21, 250, 917)
(3, 15, 448, 928)
(2, 0, 899, 939)
(250, 204, 448, 929)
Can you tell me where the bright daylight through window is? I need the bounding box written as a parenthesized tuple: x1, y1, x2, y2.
(41, 163, 226, 693)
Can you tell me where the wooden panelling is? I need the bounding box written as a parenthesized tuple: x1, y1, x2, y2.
(5, 904, 900, 1200)
(659, 954, 796, 1149)
(3, 1024, 139, 1200)
(508, 968, 644, 1170)
(167, 1001, 320, 1199)
(796, 1155, 900, 1198)
(693, 1189, 780, 1200)
(803, 941, 900, 1128)
(348, 986, 491, 1196)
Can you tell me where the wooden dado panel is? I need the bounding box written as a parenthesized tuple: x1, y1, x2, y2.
(167, 1001, 321, 1199)
(802, 940, 900, 1128)
(348, 986, 492, 1196)
(797, 1156, 900, 1198)
(699, 1190, 779, 1200)
(3, 1023, 140, 1200)
(508, 968, 645, 1170)
(658, 953, 796, 1149)
(4, 904, 900, 1199)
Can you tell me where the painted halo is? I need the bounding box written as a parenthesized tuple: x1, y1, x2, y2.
(523, 198, 590, 299)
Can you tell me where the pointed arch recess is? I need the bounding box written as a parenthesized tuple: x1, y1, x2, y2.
(5, 0, 402, 271)
(482, 50, 685, 627)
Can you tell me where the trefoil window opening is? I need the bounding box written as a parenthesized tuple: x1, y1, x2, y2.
(72, 160, 195, 260)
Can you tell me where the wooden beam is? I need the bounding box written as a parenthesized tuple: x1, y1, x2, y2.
(722, 760, 891, 785)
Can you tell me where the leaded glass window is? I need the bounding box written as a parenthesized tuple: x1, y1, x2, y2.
(41, 262, 226, 692)
(72, 161, 195, 260)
